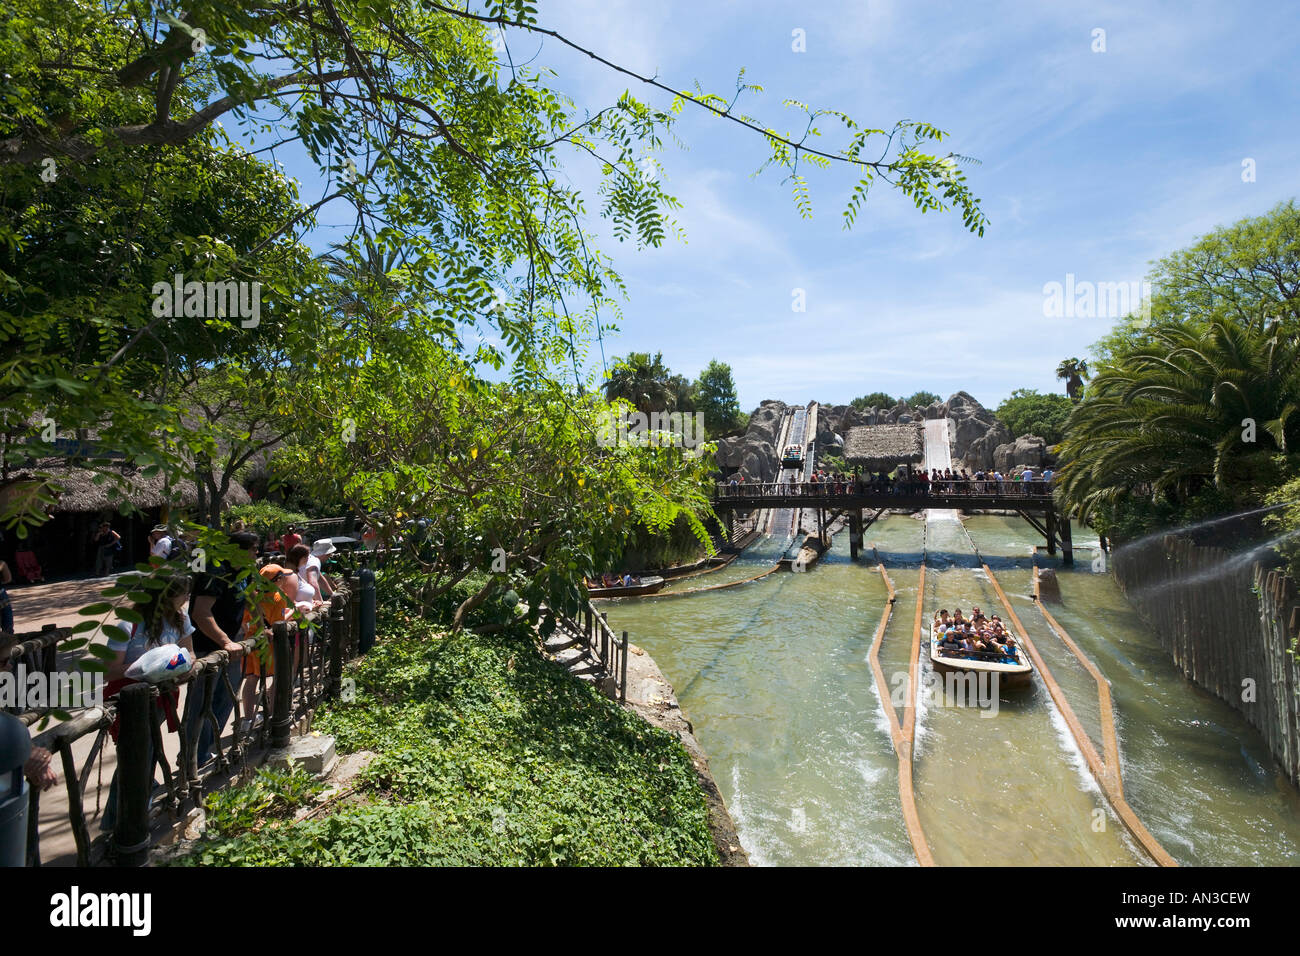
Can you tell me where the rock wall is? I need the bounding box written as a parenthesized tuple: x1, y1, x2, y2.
(940, 391, 1010, 471)
(993, 435, 1048, 472)
(813, 404, 871, 456)
(717, 392, 1050, 477)
(714, 400, 787, 481)
(929, 391, 1050, 473)
(1113, 534, 1300, 788)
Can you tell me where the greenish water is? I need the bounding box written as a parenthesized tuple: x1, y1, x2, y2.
(602, 514, 1300, 866)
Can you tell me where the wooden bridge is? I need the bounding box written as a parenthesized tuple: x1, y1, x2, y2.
(713, 480, 1075, 566)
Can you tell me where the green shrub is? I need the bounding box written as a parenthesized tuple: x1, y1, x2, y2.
(227, 502, 312, 541)
(172, 618, 719, 866)
(375, 567, 521, 632)
(201, 762, 325, 839)
(995, 388, 1073, 445)
(1264, 476, 1300, 580)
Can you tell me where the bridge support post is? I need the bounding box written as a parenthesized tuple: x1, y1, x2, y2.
(1059, 510, 1074, 567)
(849, 510, 863, 560)
(1045, 507, 1058, 558)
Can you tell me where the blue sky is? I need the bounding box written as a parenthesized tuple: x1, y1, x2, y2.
(275, 1, 1300, 412)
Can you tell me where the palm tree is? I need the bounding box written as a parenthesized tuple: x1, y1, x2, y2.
(601, 352, 674, 414)
(322, 234, 407, 362)
(1056, 358, 1089, 400)
(1055, 319, 1300, 520)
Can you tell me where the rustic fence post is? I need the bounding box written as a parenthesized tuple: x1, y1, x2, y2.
(38, 623, 58, 683)
(358, 565, 376, 654)
(271, 622, 293, 749)
(328, 594, 345, 699)
(113, 683, 153, 866)
(620, 631, 629, 703)
(348, 573, 362, 657)
(181, 665, 214, 791)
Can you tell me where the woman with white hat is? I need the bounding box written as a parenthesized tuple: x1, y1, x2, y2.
(289, 540, 337, 600)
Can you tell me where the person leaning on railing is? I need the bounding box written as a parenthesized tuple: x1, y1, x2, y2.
(239, 562, 325, 732)
(185, 531, 258, 767)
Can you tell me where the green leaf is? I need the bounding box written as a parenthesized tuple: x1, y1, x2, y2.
(99, 625, 132, 646)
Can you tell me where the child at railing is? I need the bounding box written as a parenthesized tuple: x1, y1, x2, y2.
(99, 573, 194, 833)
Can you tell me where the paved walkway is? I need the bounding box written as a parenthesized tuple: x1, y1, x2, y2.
(8, 575, 125, 864)
(7, 574, 194, 865)
(8, 574, 121, 631)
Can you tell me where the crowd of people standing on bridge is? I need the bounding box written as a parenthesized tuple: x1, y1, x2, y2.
(918, 465, 1054, 495)
(723, 465, 1055, 496)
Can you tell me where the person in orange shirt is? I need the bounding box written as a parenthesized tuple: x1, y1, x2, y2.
(239, 564, 298, 732)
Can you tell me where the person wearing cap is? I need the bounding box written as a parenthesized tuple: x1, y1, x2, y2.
(148, 525, 173, 560)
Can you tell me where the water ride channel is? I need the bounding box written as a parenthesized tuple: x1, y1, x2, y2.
(598, 408, 1300, 867)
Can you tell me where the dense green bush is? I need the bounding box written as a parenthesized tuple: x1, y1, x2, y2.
(1264, 477, 1300, 580)
(227, 502, 312, 541)
(202, 763, 325, 839)
(614, 512, 713, 571)
(173, 619, 718, 866)
(995, 389, 1073, 445)
(1089, 486, 1238, 546)
(902, 390, 940, 407)
(850, 391, 897, 410)
(377, 567, 525, 633)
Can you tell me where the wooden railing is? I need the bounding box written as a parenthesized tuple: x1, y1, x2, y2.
(553, 603, 630, 703)
(8, 570, 377, 866)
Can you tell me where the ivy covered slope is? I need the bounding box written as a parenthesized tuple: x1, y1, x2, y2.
(175, 602, 718, 866)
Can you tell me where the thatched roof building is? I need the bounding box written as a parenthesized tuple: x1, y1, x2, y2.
(2, 465, 250, 515)
(843, 424, 924, 470)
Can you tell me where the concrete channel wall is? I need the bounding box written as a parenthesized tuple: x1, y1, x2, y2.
(1112, 534, 1300, 787)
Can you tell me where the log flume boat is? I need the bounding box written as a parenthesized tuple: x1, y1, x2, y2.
(928, 624, 1034, 688)
(586, 575, 666, 598)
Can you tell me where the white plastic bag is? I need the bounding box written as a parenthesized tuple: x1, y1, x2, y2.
(125, 643, 194, 683)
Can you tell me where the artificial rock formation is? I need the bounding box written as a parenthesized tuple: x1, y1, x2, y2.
(993, 435, 1048, 472)
(717, 392, 1043, 479)
(813, 404, 871, 455)
(941, 391, 1011, 471)
(714, 400, 787, 481)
